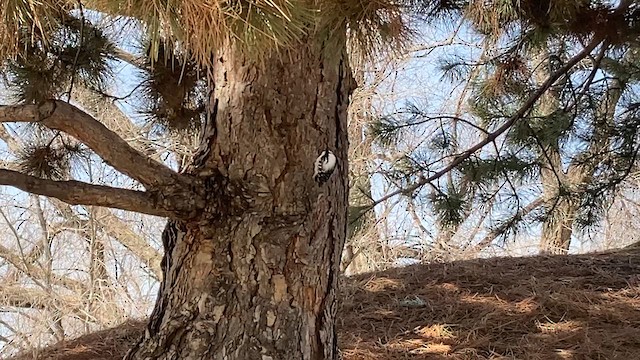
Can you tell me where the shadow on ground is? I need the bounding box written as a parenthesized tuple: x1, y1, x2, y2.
(12, 249, 640, 359)
(339, 249, 640, 359)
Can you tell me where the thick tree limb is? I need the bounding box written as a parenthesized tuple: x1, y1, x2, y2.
(0, 169, 175, 218)
(0, 101, 183, 189)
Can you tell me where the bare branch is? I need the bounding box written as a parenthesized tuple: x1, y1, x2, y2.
(0, 243, 85, 291)
(93, 208, 163, 278)
(0, 286, 77, 311)
(0, 169, 174, 218)
(0, 101, 184, 189)
(0, 125, 20, 153)
(47, 199, 162, 277)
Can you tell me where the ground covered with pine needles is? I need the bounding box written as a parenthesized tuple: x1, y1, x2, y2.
(12, 248, 640, 359)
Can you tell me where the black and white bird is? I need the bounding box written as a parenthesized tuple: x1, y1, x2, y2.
(313, 149, 337, 185)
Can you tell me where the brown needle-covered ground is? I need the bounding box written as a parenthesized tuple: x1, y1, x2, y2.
(11, 248, 640, 359)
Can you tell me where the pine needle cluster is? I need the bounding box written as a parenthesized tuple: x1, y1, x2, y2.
(1, 1, 418, 68)
(368, 1, 640, 248)
(137, 41, 206, 133)
(17, 138, 87, 180)
(2, 14, 115, 103)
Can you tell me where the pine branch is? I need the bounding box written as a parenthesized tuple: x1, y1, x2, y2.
(0, 100, 186, 189)
(0, 169, 174, 218)
(357, 32, 607, 220)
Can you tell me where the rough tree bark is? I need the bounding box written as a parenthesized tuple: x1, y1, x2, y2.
(531, 46, 575, 256)
(125, 43, 354, 359)
(539, 197, 577, 254)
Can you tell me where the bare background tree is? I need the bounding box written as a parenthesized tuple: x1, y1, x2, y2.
(0, 86, 172, 357)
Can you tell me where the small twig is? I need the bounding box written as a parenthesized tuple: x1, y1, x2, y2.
(95, 82, 146, 102)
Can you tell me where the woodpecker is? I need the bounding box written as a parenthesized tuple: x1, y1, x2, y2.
(313, 149, 337, 185)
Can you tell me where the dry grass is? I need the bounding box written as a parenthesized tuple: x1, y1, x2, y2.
(10, 321, 143, 360)
(11, 248, 640, 359)
(340, 248, 640, 359)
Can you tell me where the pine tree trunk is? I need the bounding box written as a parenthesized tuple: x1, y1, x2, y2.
(537, 75, 622, 256)
(538, 148, 575, 255)
(125, 44, 353, 359)
(539, 198, 576, 255)
(533, 46, 573, 256)
(538, 149, 575, 255)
